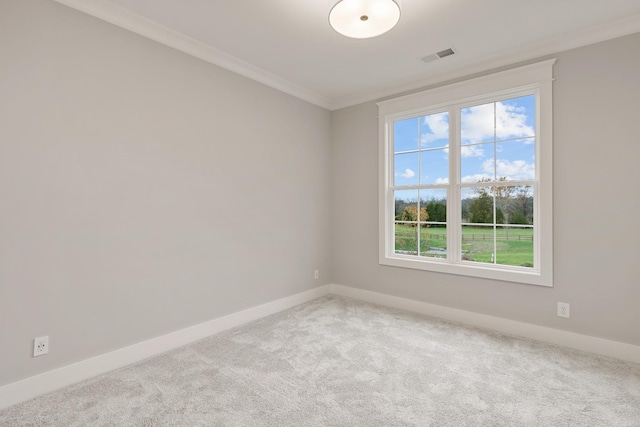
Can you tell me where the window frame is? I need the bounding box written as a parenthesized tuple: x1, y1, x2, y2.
(378, 60, 554, 287)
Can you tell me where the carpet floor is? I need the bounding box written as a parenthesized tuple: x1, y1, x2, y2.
(1, 295, 639, 426)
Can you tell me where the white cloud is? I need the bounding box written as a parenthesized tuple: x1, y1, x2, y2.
(461, 173, 492, 183)
(434, 177, 450, 185)
(461, 101, 533, 144)
(420, 113, 449, 146)
(482, 159, 535, 180)
(460, 145, 484, 158)
(396, 168, 416, 179)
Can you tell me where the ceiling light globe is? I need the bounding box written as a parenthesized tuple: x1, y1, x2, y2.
(329, 0, 401, 39)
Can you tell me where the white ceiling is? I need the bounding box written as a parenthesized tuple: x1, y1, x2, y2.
(55, 0, 640, 110)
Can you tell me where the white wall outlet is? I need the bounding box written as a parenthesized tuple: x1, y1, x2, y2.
(33, 336, 49, 357)
(557, 302, 570, 319)
(314, 270, 319, 280)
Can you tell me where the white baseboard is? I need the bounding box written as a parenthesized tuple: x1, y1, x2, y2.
(0, 285, 331, 410)
(3, 283, 639, 411)
(329, 283, 640, 365)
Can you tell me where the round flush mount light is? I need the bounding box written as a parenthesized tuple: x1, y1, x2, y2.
(329, 0, 401, 39)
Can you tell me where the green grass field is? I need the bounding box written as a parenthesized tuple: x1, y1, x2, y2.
(395, 224, 533, 267)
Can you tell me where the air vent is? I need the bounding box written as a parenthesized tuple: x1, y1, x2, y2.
(421, 47, 456, 64)
(436, 48, 455, 58)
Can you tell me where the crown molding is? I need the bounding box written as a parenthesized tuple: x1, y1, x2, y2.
(53, 1, 640, 111)
(328, 12, 640, 110)
(53, 0, 332, 110)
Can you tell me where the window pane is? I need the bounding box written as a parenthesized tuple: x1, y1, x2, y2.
(493, 184, 534, 226)
(420, 225, 446, 259)
(460, 142, 494, 183)
(461, 102, 496, 145)
(395, 190, 418, 221)
(495, 95, 535, 141)
(496, 139, 535, 181)
(461, 187, 495, 224)
(394, 117, 419, 153)
(394, 152, 419, 186)
(499, 185, 535, 226)
(395, 223, 418, 256)
(419, 189, 447, 224)
(461, 225, 495, 263)
(495, 226, 534, 268)
(461, 181, 533, 265)
(420, 148, 448, 185)
(420, 112, 449, 149)
(515, 185, 534, 225)
(462, 95, 536, 146)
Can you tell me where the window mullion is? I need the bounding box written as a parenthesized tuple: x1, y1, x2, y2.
(492, 103, 498, 265)
(449, 106, 461, 263)
(417, 116, 422, 256)
(387, 120, 395, 258)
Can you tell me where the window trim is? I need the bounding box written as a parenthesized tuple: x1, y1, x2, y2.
(378, 60, 554, 287)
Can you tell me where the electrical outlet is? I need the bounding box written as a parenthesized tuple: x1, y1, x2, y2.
(33, 336, 49, 357)
(314, 270, 319, 280)
(557, 302, 570, 319)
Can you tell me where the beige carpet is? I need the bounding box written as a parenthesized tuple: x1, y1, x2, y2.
(2, 295, 639, 426)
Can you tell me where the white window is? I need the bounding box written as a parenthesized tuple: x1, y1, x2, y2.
(378, 60, 554, 286)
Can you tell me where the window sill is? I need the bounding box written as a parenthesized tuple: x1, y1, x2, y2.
(380, 254, 552, 287)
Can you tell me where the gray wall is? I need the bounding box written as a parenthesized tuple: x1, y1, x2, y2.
(0, 0, 331, 385)
(331, 32, 640, 347)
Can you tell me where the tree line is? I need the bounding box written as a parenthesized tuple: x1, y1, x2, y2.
(396, 178, 533, 226)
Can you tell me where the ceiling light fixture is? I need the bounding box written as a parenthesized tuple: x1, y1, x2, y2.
(329, 0, 401, 39)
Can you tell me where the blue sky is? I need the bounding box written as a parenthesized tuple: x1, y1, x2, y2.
(393, 95, 536, 189)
